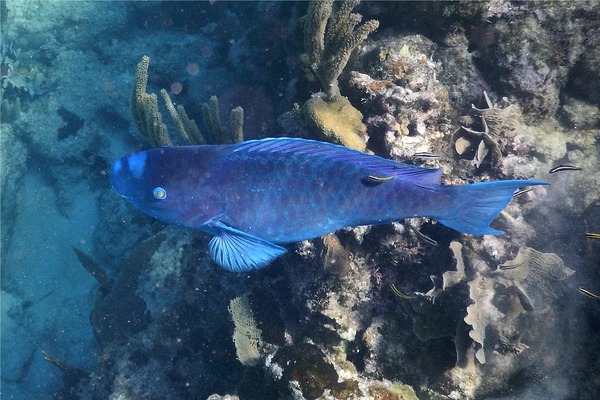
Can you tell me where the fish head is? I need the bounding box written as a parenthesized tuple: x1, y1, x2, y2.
(111, 146, 222, 227)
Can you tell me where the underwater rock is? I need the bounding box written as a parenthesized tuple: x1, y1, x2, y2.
(270, 343, 339, 400)
(0, 124, 28, 258)
(559, 96, 600, 129)
(302, 93, 367, 151)
(472, 3, 598, 118)
(569, 25, 600, 105)
(91, 234, 165, 346)
(320, 233, 352, 276)
(348, 34, 453, 160)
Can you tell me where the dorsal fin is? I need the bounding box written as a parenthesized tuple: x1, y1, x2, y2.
(232, 138, 442, 186)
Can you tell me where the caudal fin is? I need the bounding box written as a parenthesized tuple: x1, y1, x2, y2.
(436, 180, 548, 235)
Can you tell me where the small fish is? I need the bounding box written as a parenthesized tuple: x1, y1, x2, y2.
(499, 263, 519, 270)
(112, 138, 548, 271)
(549, 165, 582, 174)
(584, 232, 600, 240)
(412, 151, 440, 159)
(390, 283, 414, 299)
(577, 286, 600, 300)
(513, 188, 533, 198)
(409, 225, 438, 246)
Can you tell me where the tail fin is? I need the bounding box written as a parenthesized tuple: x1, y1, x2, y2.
(436, 180, 548, 235)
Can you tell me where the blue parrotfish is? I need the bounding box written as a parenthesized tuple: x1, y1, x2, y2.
(111, 138, 548, 272)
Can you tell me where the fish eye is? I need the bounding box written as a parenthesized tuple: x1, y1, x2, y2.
(153, 187, 167, 200)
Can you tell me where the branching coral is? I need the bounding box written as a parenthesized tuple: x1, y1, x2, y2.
(300, 0, 379, 98)
(201, 96, 244, 145)
(131, 55, 174, 147)
(131, 56, 244, 147)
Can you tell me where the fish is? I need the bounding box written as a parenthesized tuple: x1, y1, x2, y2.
(549, 164, 582, 174)
(411, 151, 440, 159)
(512, 187, 533, 198)
(111, 138, 548, 271)
(409, 225, 438, 246)
(390, 283, 414, 299)
(577, 286, 600, 300)
(584, 232, 600, 240)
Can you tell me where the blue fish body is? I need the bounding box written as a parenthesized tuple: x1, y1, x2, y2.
(111, 138, 547, 271)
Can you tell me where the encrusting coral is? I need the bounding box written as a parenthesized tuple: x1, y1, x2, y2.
(302, 93, 367, 151)
(348, 35, 453, 160)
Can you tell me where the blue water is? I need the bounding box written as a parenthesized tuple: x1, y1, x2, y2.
(1, 1, 599, 399)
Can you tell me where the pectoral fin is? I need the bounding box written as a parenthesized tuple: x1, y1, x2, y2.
(206, 221, 287, 272)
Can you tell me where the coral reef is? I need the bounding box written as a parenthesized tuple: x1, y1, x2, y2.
(393, 240, 578, 398)
(132, 55, 193, 146)
(453, 91, 520, 169)
(4, 1, 600, 400)
(348, 34, 454, 162)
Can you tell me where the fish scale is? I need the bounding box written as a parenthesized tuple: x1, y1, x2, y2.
(111, 137, 548, 272)
(218, 148, 396, 241)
